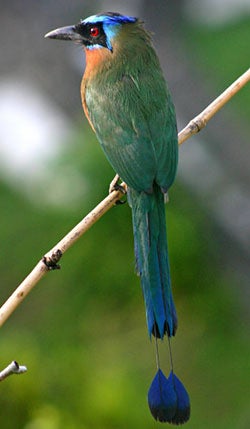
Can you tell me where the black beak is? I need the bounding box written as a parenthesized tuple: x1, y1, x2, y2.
(45, 25, 83, 43)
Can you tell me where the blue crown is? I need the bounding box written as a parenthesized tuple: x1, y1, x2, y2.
(82, 12, 137, 26)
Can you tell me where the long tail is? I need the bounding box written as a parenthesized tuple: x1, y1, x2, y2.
(128, 184, 190, 424)
(128, 183, 177, 339)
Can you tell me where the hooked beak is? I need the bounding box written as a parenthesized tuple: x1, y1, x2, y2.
(45, 25, 84, 43)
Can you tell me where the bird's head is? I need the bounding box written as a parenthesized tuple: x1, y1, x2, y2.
(45, 12, 138, 53)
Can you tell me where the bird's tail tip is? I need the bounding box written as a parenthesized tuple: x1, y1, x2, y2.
(148, 369, 190, 425)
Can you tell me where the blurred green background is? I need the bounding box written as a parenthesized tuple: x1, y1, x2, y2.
(0, 1, 249, 428)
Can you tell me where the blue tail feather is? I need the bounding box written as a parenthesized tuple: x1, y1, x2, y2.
(169, 372, 191, 425)
(148, 369, 177, 422)
(148, 369, 190, 424)
(128, 184, 177, 338)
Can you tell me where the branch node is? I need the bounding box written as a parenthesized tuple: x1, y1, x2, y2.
(42, 249, 63, 270)
(191, 117, 207, 134)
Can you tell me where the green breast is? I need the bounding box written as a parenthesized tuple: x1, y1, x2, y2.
(84, 34, 178, 193)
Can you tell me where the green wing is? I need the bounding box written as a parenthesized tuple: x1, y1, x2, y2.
(85, 58, 178, 193)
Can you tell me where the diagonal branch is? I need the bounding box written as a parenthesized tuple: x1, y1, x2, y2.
(178, 67, 250, 144)
(0, 68, 249, 328)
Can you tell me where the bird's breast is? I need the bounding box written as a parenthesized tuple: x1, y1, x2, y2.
(81, 47, 113, 131)
(81, 78, 95, 132)
(84, 47, 113, 80)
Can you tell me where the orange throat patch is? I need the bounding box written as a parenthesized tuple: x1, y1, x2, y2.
(80, 46, 112, 132)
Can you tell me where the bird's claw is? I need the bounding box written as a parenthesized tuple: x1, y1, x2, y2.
(109, 174, 127, 205)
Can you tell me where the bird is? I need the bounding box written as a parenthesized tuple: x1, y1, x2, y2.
(45, 12, 190, 424)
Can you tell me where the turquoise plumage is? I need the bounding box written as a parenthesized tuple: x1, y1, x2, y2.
(46, 12, 190, 424)
(128, 185, 177, 338)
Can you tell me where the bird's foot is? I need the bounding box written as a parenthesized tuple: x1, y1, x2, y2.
(109, 174, 127, 205)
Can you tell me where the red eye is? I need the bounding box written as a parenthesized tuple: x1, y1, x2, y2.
(90, 27, 99, 37)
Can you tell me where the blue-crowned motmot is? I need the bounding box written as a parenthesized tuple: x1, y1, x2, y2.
(46, 12, 190, 424)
